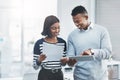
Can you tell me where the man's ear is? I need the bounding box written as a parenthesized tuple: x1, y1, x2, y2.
(85, 15, 88, 20)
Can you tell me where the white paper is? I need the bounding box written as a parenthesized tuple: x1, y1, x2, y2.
(42, 42, 64, 61)
(69, 55, 95, 61)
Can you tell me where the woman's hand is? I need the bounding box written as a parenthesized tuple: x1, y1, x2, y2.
(60, 57, 69, 64)
(38, 54, 46, 62)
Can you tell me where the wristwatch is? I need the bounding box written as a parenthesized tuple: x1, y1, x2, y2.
(90, 49, 94, 55)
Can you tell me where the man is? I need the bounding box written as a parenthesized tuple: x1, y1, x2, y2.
(67, 5, 112, 80)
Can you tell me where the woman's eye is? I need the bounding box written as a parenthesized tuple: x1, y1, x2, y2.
(51, 27, 60, 30)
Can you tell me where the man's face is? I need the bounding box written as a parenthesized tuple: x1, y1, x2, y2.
(72, 14, 88, 29)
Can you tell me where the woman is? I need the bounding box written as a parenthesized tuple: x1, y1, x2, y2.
(33, 15, 67, 80)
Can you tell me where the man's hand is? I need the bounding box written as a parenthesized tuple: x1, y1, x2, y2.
(81, 49, 92, 55)
(68, 58, 77, 67)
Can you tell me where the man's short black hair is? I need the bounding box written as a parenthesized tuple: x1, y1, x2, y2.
(71, 5, 88, 16)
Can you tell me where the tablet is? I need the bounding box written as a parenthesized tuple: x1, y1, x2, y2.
(69, 55, 95, 61)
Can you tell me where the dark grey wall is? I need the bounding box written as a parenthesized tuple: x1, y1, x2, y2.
(96, 0, 120, 60)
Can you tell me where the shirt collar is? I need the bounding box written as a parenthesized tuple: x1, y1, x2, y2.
(79, 22, 94, 32)
(88, 22, 94, 29)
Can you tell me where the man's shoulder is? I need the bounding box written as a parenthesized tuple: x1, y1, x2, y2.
(68, 29, 78, 40)
(94, 24, 108, 31)
(69, 28, 78, 34)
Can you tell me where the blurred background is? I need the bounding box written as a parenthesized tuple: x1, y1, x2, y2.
(0, 0, 120, 80)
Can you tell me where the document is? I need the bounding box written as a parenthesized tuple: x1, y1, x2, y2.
(69, 55, 95, 61)
(42, 42, 64, 61)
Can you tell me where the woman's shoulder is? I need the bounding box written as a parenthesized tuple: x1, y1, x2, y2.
(57, 37, 66, 43)
(35, 38, 44, 44)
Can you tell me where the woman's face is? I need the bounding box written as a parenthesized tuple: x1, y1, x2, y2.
(50, 22, 60, 37)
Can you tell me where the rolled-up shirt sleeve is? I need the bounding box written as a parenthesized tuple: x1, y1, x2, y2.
(93, 28, 112, 60)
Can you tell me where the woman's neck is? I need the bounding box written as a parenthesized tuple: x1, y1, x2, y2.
(44, 37, 58, 43)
